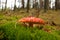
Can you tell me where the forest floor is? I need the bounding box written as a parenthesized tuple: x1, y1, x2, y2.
(0, 9, 60, 40)
(0, 9, 60, 25)
(0, 9, 60, 30)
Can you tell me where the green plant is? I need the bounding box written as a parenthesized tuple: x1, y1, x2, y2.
(0, 22, 60, 40)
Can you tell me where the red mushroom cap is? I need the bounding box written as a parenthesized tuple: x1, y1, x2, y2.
(18, 17, 45, 24)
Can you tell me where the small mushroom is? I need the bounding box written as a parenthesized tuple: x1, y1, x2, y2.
(18, 17, 45, 27)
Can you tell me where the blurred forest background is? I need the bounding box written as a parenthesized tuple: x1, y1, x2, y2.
(0, 0, 60, 40)
(0, 0, 60, 11)
(0, 0, 60, 24)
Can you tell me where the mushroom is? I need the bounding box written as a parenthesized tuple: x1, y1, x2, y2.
(18, 17, 45, 27)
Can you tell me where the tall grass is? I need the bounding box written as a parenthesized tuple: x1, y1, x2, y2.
(0, 22, 60, 40)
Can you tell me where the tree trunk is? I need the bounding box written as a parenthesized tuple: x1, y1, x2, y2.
(36, 1, 40, 17)
(27, 0, 30, 12)
(5, 0, 7, 10)
(40, 0, 43, 9)
(55, 0, 58, 10)
(55, 0, 60, 10)
(33, 0, 34, 8)
(14, 0, 16, 11)
(33, 0, 36, 8)
(58, 0, 60, 9)
(2, 5, 4, 11)
(22, 0, 24, 8)
(44, 0, 49, 12)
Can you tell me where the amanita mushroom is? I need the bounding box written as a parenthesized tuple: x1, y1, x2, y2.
(18, 17, 45, 27)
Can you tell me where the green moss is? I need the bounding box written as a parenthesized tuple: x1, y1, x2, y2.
(0, 22, 60, 40)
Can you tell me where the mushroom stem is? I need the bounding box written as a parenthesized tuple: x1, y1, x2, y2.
(29, 23, 33, 27)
